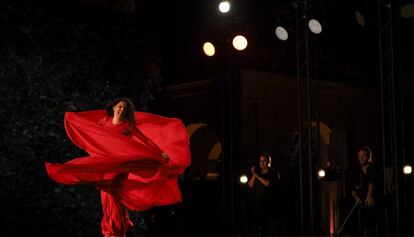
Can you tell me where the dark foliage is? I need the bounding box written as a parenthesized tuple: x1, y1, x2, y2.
(0, 0, 162, 235)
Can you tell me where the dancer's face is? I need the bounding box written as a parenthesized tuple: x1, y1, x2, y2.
(113, 101, 127, 119)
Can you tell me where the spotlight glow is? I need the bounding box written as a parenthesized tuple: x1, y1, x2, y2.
(232, 35, 248, 51)
(203, 42, 215, 57)
(240, 175, 248, 184)
(219, 1, 231, 13)
(318, 169, 326, 178)
(401, 4, 414, 19)
(403, 164, 412, 175)
(308, 19, 322, 34)
(355, 10, 366, 27)
(275, 26, 289, 41)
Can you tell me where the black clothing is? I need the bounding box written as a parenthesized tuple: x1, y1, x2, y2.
(353, 164, 377, 201)
(250, 168, 280, 236)
(352, 163, 378, 236)
(252, 168, 278, 200)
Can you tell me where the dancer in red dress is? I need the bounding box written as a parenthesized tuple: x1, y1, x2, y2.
(45, 98, 191, 237)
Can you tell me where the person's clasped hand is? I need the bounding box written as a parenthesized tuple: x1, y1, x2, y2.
(251, 166, 257, 177)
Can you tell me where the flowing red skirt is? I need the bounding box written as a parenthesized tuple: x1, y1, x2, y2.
(45, 110, 191, 236)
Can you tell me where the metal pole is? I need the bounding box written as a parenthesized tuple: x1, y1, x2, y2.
(388, 0, 400, 233)
(304, 0, 314, 233)
(295, 2, 304, 234)
(395, 0, 407, 232)
(377, 0, 388, 234)
(227, 39, 235, 233)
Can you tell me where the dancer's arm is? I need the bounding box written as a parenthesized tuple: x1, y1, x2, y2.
(133, 127, 169, 162)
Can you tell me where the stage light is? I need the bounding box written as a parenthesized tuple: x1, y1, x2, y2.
(240, 175, 248, 184)
(318, 168, 326, 178)
(275, 26, 289, 41)
(403, 164, 412, 175)
(401, 3, 414, 19)
(308, 19, 322, 34)
(219, 1, 231, 13)
(353, 7, 377, 27)
(203, 42, 215, 56)
(355, 10, 366, 27)
(232, 35, 248, 51)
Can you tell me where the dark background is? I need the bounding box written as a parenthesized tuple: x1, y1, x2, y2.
(1, 0, 413, 236)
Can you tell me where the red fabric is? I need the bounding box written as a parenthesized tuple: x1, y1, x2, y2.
(45, 109, 191, 211)
(101, 190, 134, 236)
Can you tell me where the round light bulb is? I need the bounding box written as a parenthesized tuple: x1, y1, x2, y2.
(219, 1, 231, 13)
(240, 175, 248, 184)
(318, 169, 326, 178)
(203, 42, 215, 57)
(401, 4, 414, 19)
(308, 19, 322, 34)
(275, 26, 289, 41)
(232, 35, 248, 51)
(403, 164, 412, 175)
(355, 10, 366, 27)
